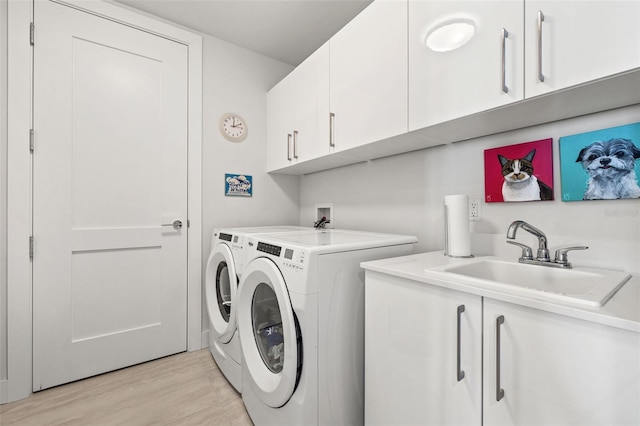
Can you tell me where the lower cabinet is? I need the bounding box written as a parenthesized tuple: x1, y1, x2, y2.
(365, 272, 482, 425)
(483, 298, 640, 426)
(364, 271, 640, 425)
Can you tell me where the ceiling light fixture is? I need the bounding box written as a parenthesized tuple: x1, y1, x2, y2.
(425, 20, 476, 53)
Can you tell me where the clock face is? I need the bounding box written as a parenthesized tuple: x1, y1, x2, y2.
(220, 113, 247, 142)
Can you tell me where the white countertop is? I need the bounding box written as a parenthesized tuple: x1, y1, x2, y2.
(361, 251, 640, 333)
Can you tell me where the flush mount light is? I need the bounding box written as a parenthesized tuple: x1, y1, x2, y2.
(425, 20, 476, 52)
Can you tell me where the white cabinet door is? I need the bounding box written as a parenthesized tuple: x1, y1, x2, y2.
(365, 272, 482, 426)
(483, 298, 640, 426)
(267, 74, 295, 171)
(525, 1, 640, 98)
(409, 0, 524, 130)
(330, 0, 408, 152)
(291, 42, 330, 162)
(267, 43, 329, 171)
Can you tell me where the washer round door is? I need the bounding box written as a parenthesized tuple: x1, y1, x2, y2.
(205, 243, 238, 343)
(237, 257, 302, 408)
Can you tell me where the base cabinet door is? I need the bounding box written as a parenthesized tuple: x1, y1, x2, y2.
(524, 1, 640, 98)
(483, 298, 640, 426)
(365, 272, 482, 426)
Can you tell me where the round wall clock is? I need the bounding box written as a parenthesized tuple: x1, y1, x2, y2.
(219, 113, 248, 142)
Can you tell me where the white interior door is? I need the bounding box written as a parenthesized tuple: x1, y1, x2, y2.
(32, 0, 188, 391)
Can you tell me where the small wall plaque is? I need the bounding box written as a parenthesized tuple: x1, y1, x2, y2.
(225, 174, 252, 197)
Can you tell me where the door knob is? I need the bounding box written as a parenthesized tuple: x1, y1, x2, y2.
(161, 219, 183, 230)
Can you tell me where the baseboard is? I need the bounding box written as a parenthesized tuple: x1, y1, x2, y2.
(0, 379, 8, 404)
(199, 329, 209, 351)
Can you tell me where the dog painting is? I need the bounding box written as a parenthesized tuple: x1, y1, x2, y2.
(560, 123, 640, 201)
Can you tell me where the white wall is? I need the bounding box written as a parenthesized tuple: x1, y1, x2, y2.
(201, 34, 299, 332)
(300, 105, 640, 273)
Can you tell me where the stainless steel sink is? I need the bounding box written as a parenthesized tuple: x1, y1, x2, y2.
(428, 257, 631, 307)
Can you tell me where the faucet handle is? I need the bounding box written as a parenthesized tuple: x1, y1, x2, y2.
(506, 240, 534, 260)
(554, 246, 589, 267)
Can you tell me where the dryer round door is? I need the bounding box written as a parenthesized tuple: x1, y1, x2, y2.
(237, 257, 302, 408)
(205, 243, 238, 343)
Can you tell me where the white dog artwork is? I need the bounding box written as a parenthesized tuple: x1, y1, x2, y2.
(560, 123, 640, 202)
(576, 138, 640, 200)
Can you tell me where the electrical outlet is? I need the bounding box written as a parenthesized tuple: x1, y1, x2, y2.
(469, 197, 481, 221)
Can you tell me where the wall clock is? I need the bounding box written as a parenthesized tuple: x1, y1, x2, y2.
(219, 112, 248, 142)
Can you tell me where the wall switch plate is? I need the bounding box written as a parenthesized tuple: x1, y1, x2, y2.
(469, 197, 481, 221)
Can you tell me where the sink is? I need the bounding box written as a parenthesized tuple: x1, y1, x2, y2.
(428, 257, 631, 307)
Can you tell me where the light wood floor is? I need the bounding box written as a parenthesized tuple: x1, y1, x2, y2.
(0, 349, 253, 425)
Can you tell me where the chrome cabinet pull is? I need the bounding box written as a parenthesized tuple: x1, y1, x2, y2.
(496, 315, 505, 401)
(287, 133, 292, 161)
(329, 112, 335, 147)
(161, 219, 183, 230)
(501, 28, 509, 93)
(537, 10, 545, 82)
(456, 304, 465, 382)
(293, 130, 299, 159)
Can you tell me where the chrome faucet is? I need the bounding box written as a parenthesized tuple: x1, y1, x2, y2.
(506, 220, 588, 269)
(506, 220, 550, 261)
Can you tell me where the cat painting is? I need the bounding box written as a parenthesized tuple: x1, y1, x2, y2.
(498, 149, 553, 201)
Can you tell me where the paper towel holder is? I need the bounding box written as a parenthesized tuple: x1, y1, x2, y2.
(444, 205, 474, 258)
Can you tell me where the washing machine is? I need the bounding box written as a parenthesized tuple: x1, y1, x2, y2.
(236, 229, 417, 425)
(205, 226, 310, 392)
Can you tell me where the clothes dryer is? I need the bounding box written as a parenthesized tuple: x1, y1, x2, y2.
(205, 226, 310, 392)
(236, 229, 417, 425)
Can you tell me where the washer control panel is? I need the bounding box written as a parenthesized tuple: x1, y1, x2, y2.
(255, 241, 306, 271)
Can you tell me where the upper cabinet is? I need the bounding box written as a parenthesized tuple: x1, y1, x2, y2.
(267, 42, 330, 171)
(267, 0, 640, 174)
(409, 1, 524, 131)
(329, 0, 408, 152)
(524, 1, 640, 97)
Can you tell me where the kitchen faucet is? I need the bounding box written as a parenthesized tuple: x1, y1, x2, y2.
(506, 220, 588, 269)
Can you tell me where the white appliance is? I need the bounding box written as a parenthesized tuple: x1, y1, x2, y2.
(236, 229, 417, 425)
(205, 226, 310, 392)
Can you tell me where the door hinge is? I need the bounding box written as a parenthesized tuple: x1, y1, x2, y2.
(30, 22, 34, 46)
(30, 129, 34, 153)
(187, 219, 190, 228)
(29, 236, 34, 259)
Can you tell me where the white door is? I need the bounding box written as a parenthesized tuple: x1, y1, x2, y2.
(32, 0, 188, 391)
(408, 0, 524, 130)
(524, 1, 640, 97)
(329, 0, 407, 151)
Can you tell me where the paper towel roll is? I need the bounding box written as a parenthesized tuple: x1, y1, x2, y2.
(444, 194, 472, 257)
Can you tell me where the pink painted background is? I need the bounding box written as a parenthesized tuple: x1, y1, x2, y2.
(484, 138, 554, 203)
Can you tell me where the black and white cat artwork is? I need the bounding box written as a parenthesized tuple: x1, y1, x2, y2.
(498, 149, 553, 201)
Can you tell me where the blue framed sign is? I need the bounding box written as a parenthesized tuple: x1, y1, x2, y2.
(225, 174, 252, 197)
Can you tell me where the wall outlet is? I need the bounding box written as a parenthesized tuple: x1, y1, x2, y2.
(469, 197, 481, 221)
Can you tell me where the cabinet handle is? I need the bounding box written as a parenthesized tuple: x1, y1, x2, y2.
(496, 315, 505, 401)
(537, 10, 545, 82)
(456, 304, 465, 382)
(287, 133, 292, 161)
(501, 28, 509, 94)
(293, 130, 299, 159)
(329, 112, 335, 148)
